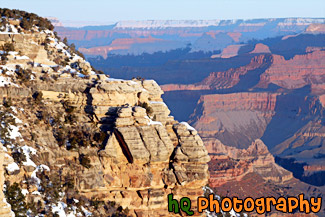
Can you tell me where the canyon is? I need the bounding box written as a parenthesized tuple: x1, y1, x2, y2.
(0, 10, 323, 217)
(55, 18, 325, 57)
(56, 17, 325, 216)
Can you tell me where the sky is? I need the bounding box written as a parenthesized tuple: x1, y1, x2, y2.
(0, 0, 324, 27)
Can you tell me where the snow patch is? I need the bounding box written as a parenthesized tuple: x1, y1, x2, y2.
(6, 162, 19, 172)
(0, 76, 19, 87)
(145, 116, 163, 126)
(21, 145, 37, 167)
(149, 101, 166, 106)
(180, 122, 196, 131)
(21, 189, 29, 196)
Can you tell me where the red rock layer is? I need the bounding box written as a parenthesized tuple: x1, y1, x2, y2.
(79, 37, 165, 58)
(250, 43, 271, 54)
(207, 139, 292, 188)
(162, 54, 270, 91)
(257, 50, 325, 89)
(197, 92, 278, 113)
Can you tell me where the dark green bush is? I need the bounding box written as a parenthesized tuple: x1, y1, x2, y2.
(15, 65, 32, 84)
(79, 154, 91, 169)
(0, 8, 54, 31)
(0, 103, 16, 146)
(2, 42, 15, 52)
(32, 91, 43, 104)
(4, 182, 28, 217)
(12, 149, 27, 166)
(138, 102, 153, 116)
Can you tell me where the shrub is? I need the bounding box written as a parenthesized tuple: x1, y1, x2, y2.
(0, 103, 16, 146)
(12, 149, 27, 166)
(138, 102, 153, 116)
(79, 154, 91, 169)
(2, 42, 15, 52)
(3, 98, 12, 108)
(4, 182, 28, 217)
(15, 65, 32, 84)
(20, 18, 32, 30)
(63, 37, 68, 46)
(32, 91, 43, 104)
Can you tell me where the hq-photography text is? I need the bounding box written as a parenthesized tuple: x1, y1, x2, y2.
(167, 193, 322, 215)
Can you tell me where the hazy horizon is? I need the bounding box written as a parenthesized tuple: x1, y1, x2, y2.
(0, 0, 324, 27)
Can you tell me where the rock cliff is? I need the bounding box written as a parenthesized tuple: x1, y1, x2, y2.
(257, 50, 325, 89)
(206, 139, 292, 188)
(190, 92, 279, 148)
(0, 9, 210, 216)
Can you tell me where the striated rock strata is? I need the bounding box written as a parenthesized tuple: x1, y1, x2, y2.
(0, 11, 210, 216)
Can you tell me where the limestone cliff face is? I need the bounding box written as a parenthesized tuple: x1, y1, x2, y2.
(0, 11, 209, 216)
(0, 145, 13, 217)
(161, 54, 271, 91)
(190, 92, 279, 148)
(206, 139, 292, 188)
(257, 50, 325, 89)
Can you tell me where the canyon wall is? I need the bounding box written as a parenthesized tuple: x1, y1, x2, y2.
(190, 92, 279, 148)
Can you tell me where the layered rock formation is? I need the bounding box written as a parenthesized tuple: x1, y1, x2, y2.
(257, 50, 325, 89)
(0, 10, 210, 216)
(0, 145, 13, 217)
(55, 18, 325, 56)
(161, 54, 271, 91)
(190, 92, 279, 148)
(206, 139, 292, 188)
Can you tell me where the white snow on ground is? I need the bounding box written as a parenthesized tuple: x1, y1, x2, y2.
(47, 36, 72, 58)
(0, 24, 19, 34)
(180, 122, 196, 131)
(0, 76, 19, 87)
(10, 106, 17, 114)
(50, 201, 92, 217)
(21, 189, 29, 196)
(81, 207, 92, 217)
(8, 51, 18, 56)
(15, 55, 29, 60)
(31, 164, 50, 187)
(8, 124, 21, 140)
(21, 145, 37, 167)
(6, 162, 19, 172)
(149, 101, 167, 106)
(52, 202, 68, 217)
(145, 116, 163, 126)
(31, 191, 41, 195)
(105, 77, 138, 85)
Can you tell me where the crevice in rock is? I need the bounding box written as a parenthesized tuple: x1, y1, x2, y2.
(113, 129, 134, 163)
(137, 127, 152, 162)
(83, 80, 99, 123)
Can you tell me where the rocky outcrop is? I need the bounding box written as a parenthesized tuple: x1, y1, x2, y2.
(207, 139, 292, 188)
(79, 37, 165, 58)
(162, 54, 271, 91)
(190, 92, 279, 148)
(257, 50, 325, 89)
(305, 23, 325, 33)
(0, 12, 210, 216)
(211, 44, 244, 58)
(250, 43, 271, 54)
(0, 145, 13, 217)
(2, 77, 210, 216)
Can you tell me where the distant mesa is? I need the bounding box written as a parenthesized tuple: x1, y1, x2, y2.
(305, 23, 325, 33)
(211, 44, 245, 58)
(249, 43, 271, 54)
